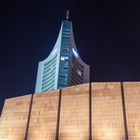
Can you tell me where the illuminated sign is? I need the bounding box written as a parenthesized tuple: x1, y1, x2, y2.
(72, 48, 78, 58)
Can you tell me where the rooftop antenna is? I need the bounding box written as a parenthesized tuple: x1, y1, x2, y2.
(66, 10, 70, 20)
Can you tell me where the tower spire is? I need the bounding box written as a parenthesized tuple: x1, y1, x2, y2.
(66, 10, 70, 20)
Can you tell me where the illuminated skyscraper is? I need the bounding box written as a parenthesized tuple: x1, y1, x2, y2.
(35, 12, 90, 93)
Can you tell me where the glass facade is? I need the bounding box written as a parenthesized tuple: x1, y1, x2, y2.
(41, 54, 57, 92)
(58, 21, 71, 89)
(71, 57, 84, 85)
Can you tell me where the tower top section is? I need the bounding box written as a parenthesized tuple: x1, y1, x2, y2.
(66, 10, 70, 20)
(35, 14, 90, 93)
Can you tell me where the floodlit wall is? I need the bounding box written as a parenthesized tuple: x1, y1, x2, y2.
(0, 82, 140, 140)
(124, 82, 140, 140)
(27, 90, 59, 140)
(59, 84, 89, 140)
(0, 94, 32, 140)
(92, 82, 125, 140)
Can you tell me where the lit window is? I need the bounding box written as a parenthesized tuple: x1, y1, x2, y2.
(61, 56, 69, 61)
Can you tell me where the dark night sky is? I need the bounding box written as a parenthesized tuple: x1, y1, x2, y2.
(0, 0, 140, 109)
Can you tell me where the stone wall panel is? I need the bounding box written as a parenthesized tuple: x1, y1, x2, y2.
(92, 82, 125, 140)
(0, 95, 32, 140)
(59, 83, 89, 140)
(124, 82, 140, 140)
(27, 90, 59, 140)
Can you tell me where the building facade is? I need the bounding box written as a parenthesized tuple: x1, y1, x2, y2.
(35, 18, 90, 93)
(0, 82, 140, 140)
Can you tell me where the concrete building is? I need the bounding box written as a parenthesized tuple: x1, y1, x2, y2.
(35, 14, 90, 93)
(0, 82, 140, 140)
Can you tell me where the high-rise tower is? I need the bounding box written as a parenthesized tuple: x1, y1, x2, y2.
(35, 12, 90, 93)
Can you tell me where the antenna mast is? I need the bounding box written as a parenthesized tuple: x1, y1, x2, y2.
(66, 10, 70, 20)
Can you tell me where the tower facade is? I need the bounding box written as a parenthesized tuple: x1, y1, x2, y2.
(35, 17, 90, 93)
